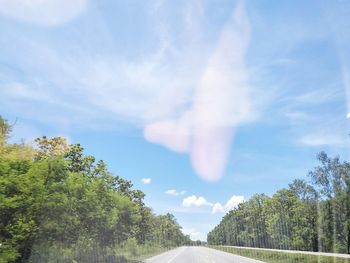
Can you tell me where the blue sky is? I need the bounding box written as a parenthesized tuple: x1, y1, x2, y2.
(1, 0, 350, 241)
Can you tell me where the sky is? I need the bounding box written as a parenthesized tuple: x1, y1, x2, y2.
(1, 0, 350, 241)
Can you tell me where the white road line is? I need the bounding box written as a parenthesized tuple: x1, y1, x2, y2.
(167, 247, 185, 263)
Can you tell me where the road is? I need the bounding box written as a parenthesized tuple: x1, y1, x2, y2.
(144, 246, 265, 263)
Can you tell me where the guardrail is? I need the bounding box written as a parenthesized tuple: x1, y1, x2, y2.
(221, 245, 350, 259)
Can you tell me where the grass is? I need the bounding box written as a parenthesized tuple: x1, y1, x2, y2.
(25, 239, 170, 263)
(115, 240, 169, 262)
(209, 246, 350, 263)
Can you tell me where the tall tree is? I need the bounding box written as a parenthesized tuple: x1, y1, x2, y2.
(309, 152, 350, 253)
(208, 152, 350, 254)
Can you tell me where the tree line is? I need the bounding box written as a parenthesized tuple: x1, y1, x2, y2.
(0, 116, 191, 262)
(207, 152, 350, 254)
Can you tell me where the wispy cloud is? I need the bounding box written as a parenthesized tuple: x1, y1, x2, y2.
(8, 120, 42, 144)
(165, 189, 186, 196)
(141, 178, 151, 185)
(279, 86, 348, 149)
(284, 88, 342, 106)
(0, 0, 87, 26)
(320, 1, 350, 114)
(144, 0, 252, 181)
(0, 0, 254, 182)
(283, 111, 309, 122)
(298, 133, 347, 147)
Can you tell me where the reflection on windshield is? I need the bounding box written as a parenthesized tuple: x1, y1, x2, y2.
(1, 0, 350, 262)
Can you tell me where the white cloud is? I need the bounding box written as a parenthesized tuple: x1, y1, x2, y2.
(299, 133, 346, 147)
(0, 0, 87, 26)
(141, 178, 151, 185)
(1, 0, 254, 182)
(211, 195, 244, 214)
(182, 195, 212, 208)
(144, 115, 191, 153)
(182, 227, 206, 241)
(212, 203, 225, 214)
(165, 189, 186, 196)
(225, 195, 245, 210)
(181, 194, 244, 214)
(347, 112, 350, 118)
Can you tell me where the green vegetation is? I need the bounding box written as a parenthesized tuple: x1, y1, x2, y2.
(210, 246, 350, 263)
(208, 151, 350, 255)
(0, 116, 191, 263)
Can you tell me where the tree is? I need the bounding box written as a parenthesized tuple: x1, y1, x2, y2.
(1, 116, 192, 262)
(0, 116, 12, 147)
(288, 180, 318, 251)
(34, 136, 70, 160)
(209, 152, 350, 254)
(309, 152, 350, 253)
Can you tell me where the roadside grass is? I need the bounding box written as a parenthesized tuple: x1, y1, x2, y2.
(26, 239, 169, 263)
(115, 239, 169, 262)
(209, 246, 350, 263)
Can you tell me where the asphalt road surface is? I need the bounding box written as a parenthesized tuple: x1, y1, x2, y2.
(144, 246, 265, 263)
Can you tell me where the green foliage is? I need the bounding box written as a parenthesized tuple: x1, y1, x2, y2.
(115, 238, 167, 261)
(0, 116, 190, 263)
(0, 116, 12, 148)
(208, 152, 350, 255)
(34, 136, 70, 161)
(28, 242, 132, 263)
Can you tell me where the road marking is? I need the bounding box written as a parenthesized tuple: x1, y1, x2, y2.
(167, 247, 185, 263)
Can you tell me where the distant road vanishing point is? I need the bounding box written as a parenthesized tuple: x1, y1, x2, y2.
(144, 246, 264, 263)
